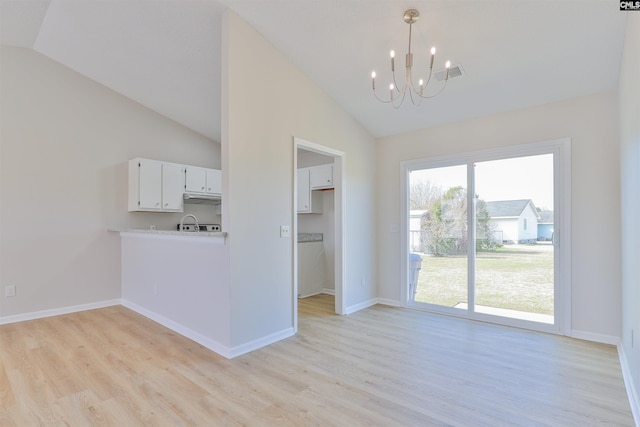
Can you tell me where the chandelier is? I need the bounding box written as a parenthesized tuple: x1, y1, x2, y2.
(371, 9, 451, 108)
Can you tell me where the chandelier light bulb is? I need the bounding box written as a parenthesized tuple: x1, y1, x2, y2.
(390, 50, 395, 58)
(371, 71, 376, 79)
(419, 79, 424, 86)
(431, 47, 436, 55)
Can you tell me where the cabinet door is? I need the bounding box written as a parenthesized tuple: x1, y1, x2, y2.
(206, 169, 222, 195)
(162, 162, 184, 210)
(185, 166, 207, 193)
(310, 164, 333, 189)
(297, 168, 311, 212)
(138, 159, 163, 209)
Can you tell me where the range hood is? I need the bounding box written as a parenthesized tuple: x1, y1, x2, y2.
(183, 192, 221, 205)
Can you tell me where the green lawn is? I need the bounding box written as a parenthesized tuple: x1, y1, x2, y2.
(413, 243, 554, 315)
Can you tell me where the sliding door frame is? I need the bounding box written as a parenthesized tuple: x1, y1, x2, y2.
(400, 138, 571, 336)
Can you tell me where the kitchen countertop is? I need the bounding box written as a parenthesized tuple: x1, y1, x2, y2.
(108, 228, 227, 238)
(298, 233, 323, 243)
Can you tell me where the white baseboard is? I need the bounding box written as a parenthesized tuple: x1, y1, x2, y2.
(570, 329, 620, 346)
(345, 297, 378, 315)
(375, 298, 403, 307)
(618, 343, 640, 426)
(227, 327, 295, 359)
(0, 299, 121, 325)
(121, 299, 233, 359)
(299, 289, 335, 299)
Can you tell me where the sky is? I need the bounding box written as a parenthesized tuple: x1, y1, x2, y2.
(410, 154, 554, 210)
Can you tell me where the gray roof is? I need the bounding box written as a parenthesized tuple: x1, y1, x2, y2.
(485, 199, 536, 218)
(538, 211, 554, 224)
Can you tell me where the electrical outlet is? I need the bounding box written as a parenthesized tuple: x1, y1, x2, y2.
(150, 224, 157, 230)
(390, 223, 399, 233)
(280, 225, 290, 238)
(5, 285, 16, 297)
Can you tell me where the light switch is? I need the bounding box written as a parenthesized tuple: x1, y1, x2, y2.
(280, 225, 290, 238)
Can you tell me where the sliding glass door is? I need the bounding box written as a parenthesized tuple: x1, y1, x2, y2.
(473, 154, 555, 324)
(408, 164, 468, 310)
(406, 141, 568, 332)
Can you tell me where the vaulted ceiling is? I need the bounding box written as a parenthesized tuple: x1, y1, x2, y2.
(0, 0, 628, 141)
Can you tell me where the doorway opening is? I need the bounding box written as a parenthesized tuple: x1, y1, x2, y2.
(293, 137, 345, 331)
(403, 139, 571, 334)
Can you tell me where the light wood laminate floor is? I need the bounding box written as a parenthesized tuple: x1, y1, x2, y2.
(0, 295, 634, 426)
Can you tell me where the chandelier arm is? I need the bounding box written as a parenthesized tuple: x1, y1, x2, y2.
(417, 80, 448, 99)
(406, 67, 416, 95)
(408, 86, 422, 107)
(392, 71, 403, 95)
(391, 86, 407, 109)
(372, 88, 395, 104)
(422, 67, 434, 88)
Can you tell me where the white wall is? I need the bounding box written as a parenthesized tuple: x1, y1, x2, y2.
(376, 92, 621, 339)
(619, 14, 640, 414)
(222, 11, 375, 347)
(0, 46, 221, 318)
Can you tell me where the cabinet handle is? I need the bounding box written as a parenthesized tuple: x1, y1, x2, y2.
(201, 186, 205, 190)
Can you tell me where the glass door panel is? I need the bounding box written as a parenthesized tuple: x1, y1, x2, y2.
(473, 154, 555, 323)
(409, 165, 468, 310)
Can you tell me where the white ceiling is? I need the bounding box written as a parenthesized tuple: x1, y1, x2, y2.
(0, 0, 628, 141)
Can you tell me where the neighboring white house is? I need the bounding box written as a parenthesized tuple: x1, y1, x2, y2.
(485, 200, 539, 244)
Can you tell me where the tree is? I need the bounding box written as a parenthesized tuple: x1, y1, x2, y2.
(410, 179, 442, 210)
(420, 186, 467, 255)
(419, 186, 499, 255)
(475, 198, 500, 251)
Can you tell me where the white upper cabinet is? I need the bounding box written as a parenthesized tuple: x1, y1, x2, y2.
(136, 158, 162, 210)
(185, 165, 207, 193)
(206, 169, 222, 195)
(297, 167, 323, 214)
(310, 164, 333, 190)
(161, 162, 185, 210)
(297, 168, 311, 212)
(185, 166, 221, 195)
(129, 158, 184, 212)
